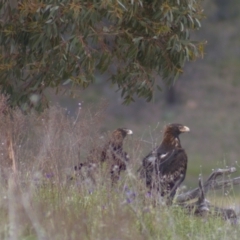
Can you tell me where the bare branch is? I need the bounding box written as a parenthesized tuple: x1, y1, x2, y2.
(176, 168, 237, 203)
(178, 175, 238, 223)
(179, 176, 210, 217)
(206, 167, 236, 182)
(194, 176, 210, 216)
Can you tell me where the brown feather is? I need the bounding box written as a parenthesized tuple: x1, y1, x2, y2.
(74, 128, 132, 184)
(139, 123, 189, 198)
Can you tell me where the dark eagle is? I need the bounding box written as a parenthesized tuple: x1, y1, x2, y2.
(74, 128, 133, 184)
(138, 123, 190, 200)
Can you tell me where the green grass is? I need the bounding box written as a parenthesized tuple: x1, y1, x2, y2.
(0, 98, 239, 240)
(0, 175, 239, 240)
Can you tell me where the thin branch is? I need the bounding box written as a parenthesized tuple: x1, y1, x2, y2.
(195, 176, 210, 216)
(206, 167, 236, 182)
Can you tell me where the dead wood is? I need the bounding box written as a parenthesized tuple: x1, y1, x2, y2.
(176, 168, 237, 203)
(175, 168, 239, 223)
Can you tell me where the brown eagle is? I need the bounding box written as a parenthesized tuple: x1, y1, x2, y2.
(100, 128, 133, 182)
(74, 128, 133, 184)
(138, 123, 190, 200)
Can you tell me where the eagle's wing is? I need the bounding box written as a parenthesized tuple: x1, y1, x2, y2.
(111, 148, 129, 169)
(157, 148, 188, 197)
(140, 146, 172, 169)
(159, 148, 187, 176)
(107, 146, 130, 183)
(138, 146, 165, 188)
(154, 149, 175, 172)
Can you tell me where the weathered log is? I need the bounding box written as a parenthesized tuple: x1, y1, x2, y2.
(179, 176, 210, 217)
(210, 205, 237, 223)
(176, 168, 237, 203)
(182, 201, 237, 223)
(176, 169, 238, 223)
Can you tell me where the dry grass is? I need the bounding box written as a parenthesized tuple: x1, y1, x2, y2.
(0, 96, 240, 239)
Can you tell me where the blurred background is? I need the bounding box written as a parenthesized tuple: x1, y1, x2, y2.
(48, 0, 240, 188)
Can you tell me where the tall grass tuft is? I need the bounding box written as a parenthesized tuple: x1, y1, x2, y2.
(0, 96, 239, 240)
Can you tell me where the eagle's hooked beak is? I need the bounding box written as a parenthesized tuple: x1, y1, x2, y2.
(126, 129, 133, 135)
(180, 126, 190, 132)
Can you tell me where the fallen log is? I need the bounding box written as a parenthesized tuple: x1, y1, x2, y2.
(175, 168, 239, 223)
(176, 168, 237, 203)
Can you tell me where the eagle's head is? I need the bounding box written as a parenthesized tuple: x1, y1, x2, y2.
(111, 128, 133, 146)
(162, 124, 190, 148)
(164, 123, 190, 137)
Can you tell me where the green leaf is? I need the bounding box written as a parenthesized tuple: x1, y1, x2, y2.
(0, 0, 204, 111)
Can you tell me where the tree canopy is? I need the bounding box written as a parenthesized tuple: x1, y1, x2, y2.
(0, 0, 204, 111)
